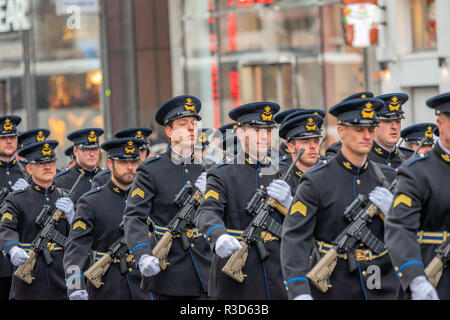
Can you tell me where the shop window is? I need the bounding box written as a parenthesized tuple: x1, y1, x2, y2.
(411, 0, 436, 51)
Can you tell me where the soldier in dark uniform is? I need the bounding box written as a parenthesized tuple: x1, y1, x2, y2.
(195, 102, 296, 300)
(281, 97, 399, 300)
(123, 95, 212, 300)
(63, 146, 76, 170)
(54, 128, 104, 204)
(279, 114, 324, 185)
(384, 92, 450, 300)
(325, 92, 374, 159)
(64, 138, 152, 300)
(368, 93, 412, 167)
(400, 123, 438, 155)
(0, 116, 27, 299)
(91, 127, 152, 189)
(0, 140, 74, 300)
(274, 108, 303, 163)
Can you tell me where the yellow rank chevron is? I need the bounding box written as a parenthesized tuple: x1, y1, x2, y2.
(393, 194, 412, 208)
(290, 200, 307, 217)
(131, 188, 145, 199)
(205, 190, 219, 200)
(73, 220, 87, 231)
(1, 213, 12, 222)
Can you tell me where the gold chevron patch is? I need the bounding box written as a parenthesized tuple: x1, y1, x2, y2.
(131, 188, 145, 199)
(205, 190, 219, 200)
(290, 201, 307, 217)
(442, 153, 450, 163)
(73, 220, 87, 231)
(1, 213, 12, 222)
(393, 194, 412, 208)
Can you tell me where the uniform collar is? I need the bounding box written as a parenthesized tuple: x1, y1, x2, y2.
(74, 163, 100, 175)
(435, 138, 450, 164)
(106, 179, 129, 197)
(335, 150, 369, 175)
(31, 180, 56, 194)
(0, 156, 18, 168)
(244, 153, 272, 168)
(167, 145, 196, 164)
(294, 165, 303, 178)
(372, 140, 398, 160)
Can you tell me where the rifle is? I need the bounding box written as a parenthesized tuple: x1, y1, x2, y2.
(151, 182, 203, 270)
(306, 164, 396, 293)
(425, 237, 450, 287)
(411, 135, 429, 157)
(221, 148, 304, 283)
(0, 187, 9, 207)
(84, 221, 131, 288)
(14, 171, 85, 284)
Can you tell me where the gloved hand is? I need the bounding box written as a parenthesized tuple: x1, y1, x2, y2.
(194, 172, 207, 196)
(138, 254, 161, 277)
(11, 178, 29, 191)
(215, 234, 242, 259)
(9, 246, 29, 267)
(266, 179, 293, 209)
(294, 294, 313, 300)
(69, 290, 89, 300)
(55, 197, 75, 224)
(369, 186, 394, 215)
(410, 275, 439, 300)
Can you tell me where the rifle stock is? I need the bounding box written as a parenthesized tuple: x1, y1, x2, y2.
(84, 253, 113, 289)
(424, 256, 444, 288)
(306, 248, 338, 292)
(152, 231, 173, 270)
(13, 250, 37, 285)
(221, 241, 248, 283)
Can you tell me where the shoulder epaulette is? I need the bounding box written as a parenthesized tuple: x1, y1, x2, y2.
(55, 167, 71, 178)
(97, 169, 111, 177)
(142, 155, 162, 166)
(405, 153, 428, 168)
(378, 164, 396, 172)
(10, 186, 29, 196)
(82, 185, 105, 198)
(279, 162, 290, 167)
(309, 159, 329, 174)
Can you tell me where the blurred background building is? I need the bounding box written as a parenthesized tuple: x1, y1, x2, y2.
(0, 0, 448, 167)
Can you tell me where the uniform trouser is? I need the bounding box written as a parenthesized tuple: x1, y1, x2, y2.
(0, 277, 11, 300)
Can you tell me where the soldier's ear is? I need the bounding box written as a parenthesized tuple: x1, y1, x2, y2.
(25, 164, 32, 176)
(106, 158, 113, 171)
(337, 125, 345, 140)
(164, 125, 173, 140)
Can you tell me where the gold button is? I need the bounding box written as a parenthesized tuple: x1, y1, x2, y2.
(89, 179, 93, 183)
(185, 169, 189, 173)
(8, 181, 12, 185)
(362, 271, 367, 277)
(6, 171, 9, 175)
(258, 172, 262, 178)
(46, 197, 50, 201)
(388, 163, 391, 167)
(260, 185, 264, 189)
(398, 272, 403, 278)
(394, 266, 399, 272)
(356, 179, 361, 185)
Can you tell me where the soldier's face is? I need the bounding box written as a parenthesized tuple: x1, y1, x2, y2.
(27, 161, 57, 185)
(406, 142, 432, 154)
(237, 126, 273, 158)
(74, 146, 100, 170)
(437, 113, 450, 149)
(375, 119, 402, 148)
(288, 137, 320, 167)
(108, 159, 139, 187)
(165, 116, 198, 149)
(0, 135, 18, 159)
(339, 125, 375, 156)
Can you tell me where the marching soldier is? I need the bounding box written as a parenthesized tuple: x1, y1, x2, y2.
(279, 114, 324, 185)
(55, 128, 104, 204)
(274, 108, 303, 163)
(281, 97, 398, 300)
(0, 140, 74, 299)
(195, 102, 295, 300)
(368, 93, 412, 167)
(0, 116, 28, 299)
(400, 123, 438, 155)
(123, 95, 212, 300)
(91, 127, 152, 189)
(63, 146, 76, 170)
(64, 138, 152, 300)
(384, 92, 450, 300)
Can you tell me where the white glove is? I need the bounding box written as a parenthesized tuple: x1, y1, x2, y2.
(369, 186, 394, 215)
(294, 294, 313, 300)
(9, 246, 29, 267)
(194, 172, 207, 196)
(69, 290, 89, 300)
(410, 275, 439, 300)
(138, 254, 161, 277)
(266, 179, 293, 209)
(215, 234, 242, 259)
(55, 197, 75, 224)
(11, 178, 29, 191)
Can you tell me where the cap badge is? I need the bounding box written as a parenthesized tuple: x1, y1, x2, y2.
(361, 102, 374, 119)
(36, 131, 45, 142)
(125, 141, 135, 154)
(425, 126, 433, 138)
(261, 106, 273, 121)
(41, 143, 52, 156)
(88, 130, 97, 143)
(199, 131, 207, 144)
(305, 117, 317, 131)
(3, 119, 12, 131)
(388, 96, 400, 111)
(184, 98, 195, 111)
(135, 130, 144, 140)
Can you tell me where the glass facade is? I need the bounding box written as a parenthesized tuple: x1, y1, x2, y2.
(174, 0, 370, 143)
(0, 0, 102, 168)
